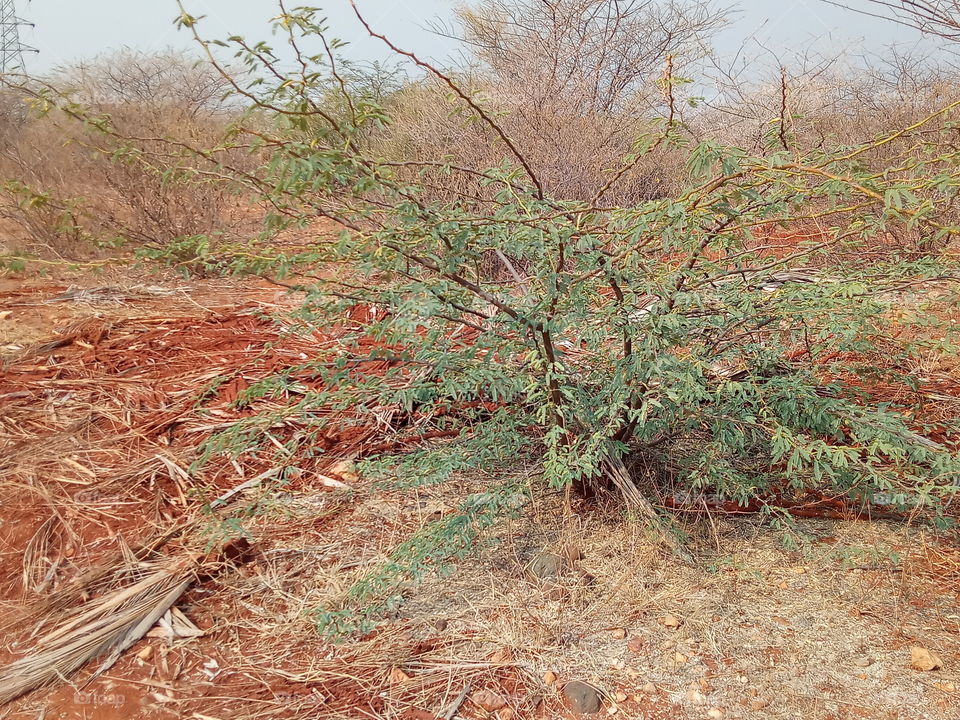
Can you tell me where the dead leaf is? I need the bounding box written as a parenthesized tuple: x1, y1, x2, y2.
(389, 667, 412, 684)
(201, 658, 221, 681)
(627, 635, 644, 653)
(911, 647, 943, 672)
(471, 689, 507, 712)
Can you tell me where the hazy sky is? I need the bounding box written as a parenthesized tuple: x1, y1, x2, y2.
(14, 0, 925, 75)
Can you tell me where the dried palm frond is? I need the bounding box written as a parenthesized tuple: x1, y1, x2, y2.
(0, 554, 199, 705)
(21, 516, 62, 595)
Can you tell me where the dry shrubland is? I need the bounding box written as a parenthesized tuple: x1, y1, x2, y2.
(0, 3, 959, 717)
(0, 49, 256, 259)
(2, 3, 959, 259)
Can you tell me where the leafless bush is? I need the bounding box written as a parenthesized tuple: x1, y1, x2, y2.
(825, 0, 960, 40)
(0, 49, 256, 259)
(372, 0, 725, 205)
(690, 43, 960, 255)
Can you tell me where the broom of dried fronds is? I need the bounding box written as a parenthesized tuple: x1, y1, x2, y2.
(0, 554, 200, 705)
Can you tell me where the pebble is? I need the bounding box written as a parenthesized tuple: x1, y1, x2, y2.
(563, 680, 602, 715)
(610, 627, 627, 639)
(530, 552, 565, 579)
(707, 709, 724, 718)
(543, 671, 558, 685)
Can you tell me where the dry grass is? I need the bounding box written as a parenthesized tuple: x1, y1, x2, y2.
(1, 272, 958, 719)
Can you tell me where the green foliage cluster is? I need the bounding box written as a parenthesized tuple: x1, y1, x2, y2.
(167, 5, 960, 626)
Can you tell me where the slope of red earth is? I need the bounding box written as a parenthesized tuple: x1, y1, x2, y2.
(0, 270, 544, 720)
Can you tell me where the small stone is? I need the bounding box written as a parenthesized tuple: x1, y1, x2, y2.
(561, 544, 584, 563)
(674, 652, 688, 665)
(707, 709, 724, 719)
(910, 647, 943, 672)
(852, 657, 872, 668)
(563, 680, 602, 715)
(610, 627, 627, 640)
(329, 459, 359, 482)
(627, 636, 644, 653)
(530, 552, 565, 579)
(472, 689, 507, 712)
(641, 682, 657, 694)
(749, 698, 770, 711)
(137, 645, 154, 661)
(614, 691, 628, 702)
(661, 615, 682, 629)
(933, 681, 956, 693)
(499, 709, 515, 720)
(685, 690, 706, 705)
(491, 647, 513, 663)
(543, 671, 558, 685)
(434, 618, 449, 632)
